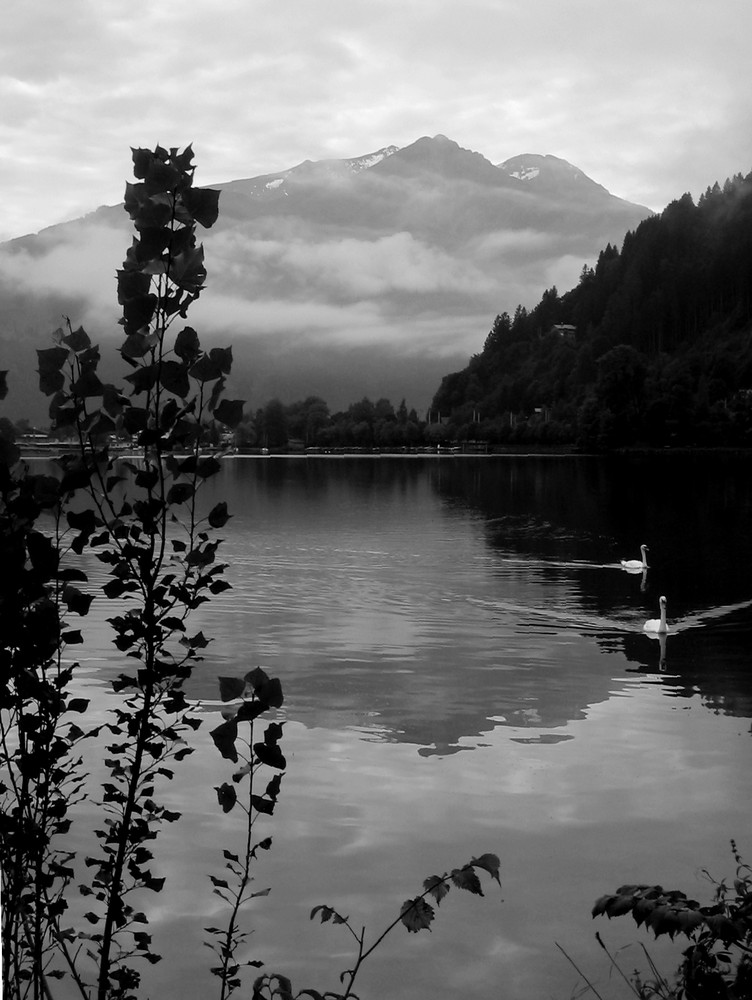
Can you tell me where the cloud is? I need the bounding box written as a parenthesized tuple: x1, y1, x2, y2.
(205, 229, 493, 300)
(190, 286, 489, 357)
(2, 0, 751, 240)
(469, 229, 556, 259)
(0, 223, 126, 342)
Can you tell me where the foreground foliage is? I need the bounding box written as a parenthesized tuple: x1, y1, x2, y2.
(593, 841, 752, 998)
(1, 144, 499, 1000)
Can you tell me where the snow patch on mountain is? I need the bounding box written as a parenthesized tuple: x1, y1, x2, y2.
(498, 153, 588, 186)
(509, 166, 540, 182)
(346, 145, 400, 172)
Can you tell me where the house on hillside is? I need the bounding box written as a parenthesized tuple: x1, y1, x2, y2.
(550, 324, 576, 341)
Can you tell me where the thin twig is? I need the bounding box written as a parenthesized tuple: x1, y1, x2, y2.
(555, 941, 607, 1000)
(595, 932, 643, 996)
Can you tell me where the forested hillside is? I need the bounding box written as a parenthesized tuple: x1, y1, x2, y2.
(431, 170, 752, 448)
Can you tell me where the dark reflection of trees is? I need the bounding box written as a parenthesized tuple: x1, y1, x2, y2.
(429, 453, 752, 602)
(427, 454, 752, 730)
(243, 455, 430, 496)
(618, 619, 752, 724)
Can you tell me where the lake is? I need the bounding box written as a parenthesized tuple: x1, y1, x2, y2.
(57, 453, 752, 999)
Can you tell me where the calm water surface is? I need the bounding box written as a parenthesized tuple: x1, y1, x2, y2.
(66, 454, 752, 1000)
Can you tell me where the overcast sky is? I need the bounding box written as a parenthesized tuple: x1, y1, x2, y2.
(2, 0, 751, 242)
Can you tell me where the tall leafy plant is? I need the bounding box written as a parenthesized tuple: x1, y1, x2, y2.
(1, 143, 244, 1000)
(2, 144, 500, 1000)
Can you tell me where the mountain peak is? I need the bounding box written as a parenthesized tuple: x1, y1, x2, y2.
(497, 153, 609, 196)
(372, 134, 503, 184)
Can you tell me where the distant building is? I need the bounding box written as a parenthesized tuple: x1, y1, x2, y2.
(550, 323, 576, 341)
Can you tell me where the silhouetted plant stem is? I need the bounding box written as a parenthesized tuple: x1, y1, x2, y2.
(217, 718, 255, 1000)
(554, 941, 607, 1000)
(96, 646, 156, 1000)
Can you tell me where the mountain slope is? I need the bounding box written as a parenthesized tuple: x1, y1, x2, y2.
(430, 172, 752, 448)
(0, 136, 653, 423)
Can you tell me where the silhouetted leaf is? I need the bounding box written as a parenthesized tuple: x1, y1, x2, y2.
(215, 783, 237, 813)
(310, 905, 349, 925)
(31, 475, 62, 507)
(606, 895, 636, 917)
(67, 508, 101, 534)
(124, 365, 159, 394)
(423, 875, 450, 905)
(251, 795, 274, 815)
(71, 371, 104, 399)
(121, 295, 158, 338)
(183, 186, 220, 228)
(210, 720, 238, 762)
(102, 385, 127, 419)
(62, 325, 91, 352)
(209, 346, 233, 374)
(173, 326, 200, 362)
(254, 743, 286, 770)
(161, 360, 190, 398)
(186, 630, 211, 649)
(117, 266, 151, 303)
(218, 677, 246, 701)
(471, 853, 501, 885)
(123, 406, 149, 434)
(27, 530, 59, 576)
(103, 579, 137, 599)
(245, 668, 284, 709)
(703, 913, 742, 944)
(592, 894, 615, 918)
(121, 331, 155, 359)
(208, 374, 226, 412)
(62, 585, 94, 616)
(451, 866, 483, 896)
(135, 466, 159, 489)
(235, 700, 266, 723)
(86, 413, 117, 440)
(400, 897, 435, 933)
(189, 353, 223, 383)
(197, 457, 222, 480)
(213, 398, 244, 428)
(171, 246, 206, 293)
(38, 366, 67, 396)
(38, 346, 70, 376)
(0, 370, 7, 400)
(208, 502, 230, 528)
(166, 482, 194, 504)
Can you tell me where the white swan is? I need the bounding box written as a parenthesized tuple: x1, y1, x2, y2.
(644, 595, 669, 633)
(621, 544, 649, 572)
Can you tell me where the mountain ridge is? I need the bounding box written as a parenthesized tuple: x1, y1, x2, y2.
(213, 135, 650, 214)
(0, 134, 655, 423)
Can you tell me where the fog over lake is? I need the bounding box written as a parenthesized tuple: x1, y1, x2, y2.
(61, 453, 752, 1000)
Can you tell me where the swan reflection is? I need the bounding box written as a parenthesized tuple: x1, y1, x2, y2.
(643, 629, 668, 670)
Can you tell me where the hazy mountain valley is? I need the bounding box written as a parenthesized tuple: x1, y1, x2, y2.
(0, 135, 652, 424)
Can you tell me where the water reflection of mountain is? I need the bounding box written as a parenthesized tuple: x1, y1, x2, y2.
(81, 456, 752, 755)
